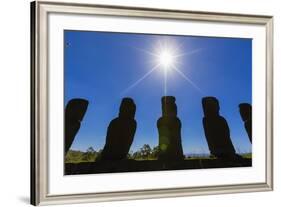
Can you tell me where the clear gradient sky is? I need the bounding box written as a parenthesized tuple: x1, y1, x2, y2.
(64, 30, 252, 154)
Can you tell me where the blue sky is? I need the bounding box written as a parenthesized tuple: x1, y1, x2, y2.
(64, 30, 252, 154)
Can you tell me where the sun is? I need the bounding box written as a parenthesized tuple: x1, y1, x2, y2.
(157, 49, 175, 71)
(121, 38, 203, 95)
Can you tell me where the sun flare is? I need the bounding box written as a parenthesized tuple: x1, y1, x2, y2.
(157, 49, 175, 71)
(121, 38, 203, 95)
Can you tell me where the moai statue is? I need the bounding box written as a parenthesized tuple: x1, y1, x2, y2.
(65, 99, 89, 155)
(239, 103, 252, 143)
(157, 96, 184, 161)
(99, 98, 137, 161)
(202, 97, 237, 159)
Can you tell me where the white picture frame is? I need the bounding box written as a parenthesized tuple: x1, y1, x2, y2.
(31, 1, 273, 205)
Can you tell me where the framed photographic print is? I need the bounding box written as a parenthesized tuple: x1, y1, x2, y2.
(31, 1, 273, 205)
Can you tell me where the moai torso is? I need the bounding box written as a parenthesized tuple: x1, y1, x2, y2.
(202, 97, 236, 158)
(157, 96, 184, 161)
(65, 99, 89, 155)
(100, 98, 137, 161)
(239, 103, 252, 143)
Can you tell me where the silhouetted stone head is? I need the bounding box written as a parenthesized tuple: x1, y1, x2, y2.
(202, 97, 238, 158)
(239, 103, 252, 143)
(161, 96, 177, 117)
(65, 98, 89, 155)
(158, 96, 183, 160)
(202, 97, 220, 117)
(239, 103, 252, 122)
(119, 98, 136, 119)
(65, 99, 89, 122)
(99, 98, 137, 161)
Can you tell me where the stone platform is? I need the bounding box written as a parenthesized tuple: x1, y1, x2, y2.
(65, 158, 252, 175)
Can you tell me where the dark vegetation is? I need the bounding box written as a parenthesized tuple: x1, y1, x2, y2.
(65, 145, 252, 163)
(65, 150, 252, 175)
(65, 144, 159, 163)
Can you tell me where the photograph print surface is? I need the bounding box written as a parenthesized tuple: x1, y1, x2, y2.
(64, 30, 252, 175)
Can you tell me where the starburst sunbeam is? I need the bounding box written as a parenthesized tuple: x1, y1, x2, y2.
(131, 46, 158, 57)
(172, 65, 204, 94)
(164, 70, 167, 95)
(122, 39, 204, 95)
(121, 64, 160, 94)
(174, 48, 203, 58)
